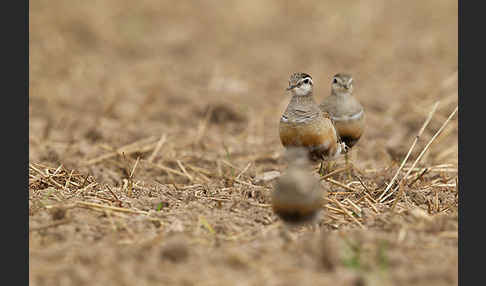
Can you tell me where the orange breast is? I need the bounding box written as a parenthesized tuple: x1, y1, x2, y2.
(279, 120, 339, 160)
(334, 118, 364, 141)
(279, 122, 330, 148)
(272, 201, 322, 224)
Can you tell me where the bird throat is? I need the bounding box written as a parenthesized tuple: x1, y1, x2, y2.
(289, 92, 316, 106)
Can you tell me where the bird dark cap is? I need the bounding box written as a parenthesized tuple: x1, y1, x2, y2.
(333, 73, 352, 80)
(290, 72, 312, 80)
(289, 73, 312, 85)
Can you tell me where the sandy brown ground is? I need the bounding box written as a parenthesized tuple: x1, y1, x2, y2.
(29, 1, 458, 285)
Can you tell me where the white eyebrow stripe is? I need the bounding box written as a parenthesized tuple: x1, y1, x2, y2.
(331, 110, 363, 121)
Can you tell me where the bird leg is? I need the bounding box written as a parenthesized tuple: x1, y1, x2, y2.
(319, 161, 325, 176)
(319, 161, 336, 176)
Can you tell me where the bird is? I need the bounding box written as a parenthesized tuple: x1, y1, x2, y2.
(272, 147, 326, 226)
(279, 72, 345, 174)
(319, 73, 364, 166)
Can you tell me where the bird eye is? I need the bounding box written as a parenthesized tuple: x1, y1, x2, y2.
(303, 79, 309, 84)
(332, 78, 338, 84)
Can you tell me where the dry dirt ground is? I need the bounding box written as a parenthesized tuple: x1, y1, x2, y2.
(29, 1, 458, 285)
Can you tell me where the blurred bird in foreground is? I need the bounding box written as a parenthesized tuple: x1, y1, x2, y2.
(272, 147, 327, 226)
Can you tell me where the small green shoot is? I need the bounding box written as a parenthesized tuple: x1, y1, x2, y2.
(198, 215, 215, 235)
(342, 239, 362, 270)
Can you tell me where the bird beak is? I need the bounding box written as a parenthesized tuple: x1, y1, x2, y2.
(286, 85, 297, 91)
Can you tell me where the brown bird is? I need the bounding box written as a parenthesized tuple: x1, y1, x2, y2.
(279, 72, 345, 173)
(272, 147, 326, 225)
(319, 73, 364, 165)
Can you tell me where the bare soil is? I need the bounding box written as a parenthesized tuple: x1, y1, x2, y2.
(29, 1, 458, 285)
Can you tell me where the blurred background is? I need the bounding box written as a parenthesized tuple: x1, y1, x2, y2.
(30, 0, 458, 173)
(30, 1, 458, 284)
